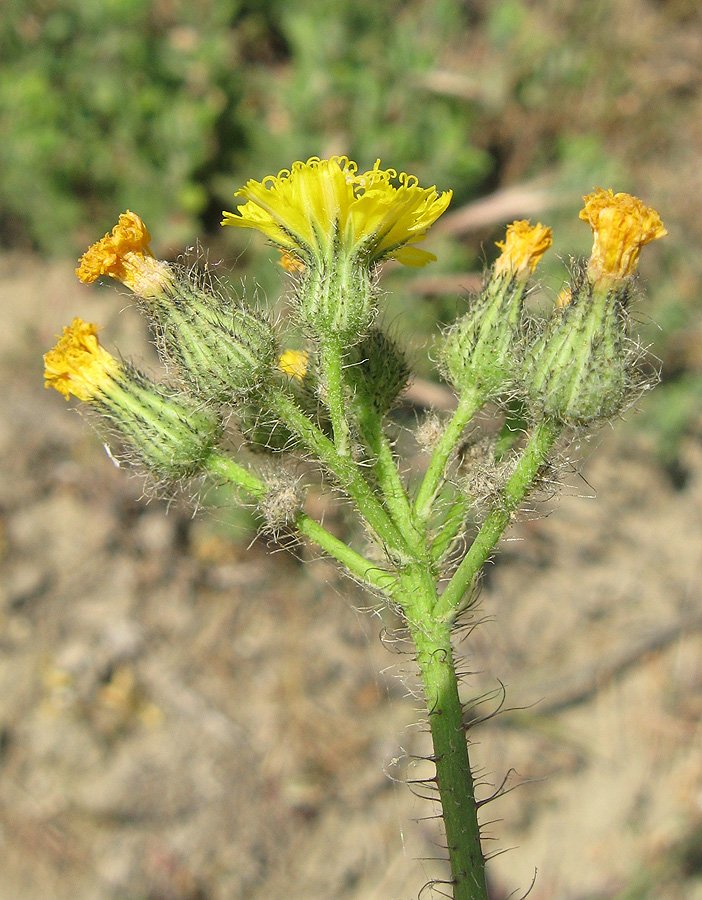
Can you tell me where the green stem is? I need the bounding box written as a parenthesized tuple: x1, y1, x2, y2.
(357, 409, 427, 558)
(430, 494, 471, 563)
(436, 417, 561, 620)
(414, 389, 484, 524)
(205, 450, 267, 498)
(294, 514, 395, 592)
(205, 451, 393, 592)
(268, 388, 407, 553)
(399, 567, 488, 900)
(493, 397, 528, 461)
(320, 335, 351, 456)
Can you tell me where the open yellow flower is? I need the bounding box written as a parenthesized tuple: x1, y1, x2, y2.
(76, 211, 171, 298)
(44, 318, 119, 402)
(494, 220, 553, 278)
(580, 188, 667, 286)
(222, 157, 452, 267)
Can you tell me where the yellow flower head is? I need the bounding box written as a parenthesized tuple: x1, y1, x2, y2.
(494, 220, 553, 278)
(44, 318, 119, 402)
(580, 188, 667, 286)
(222, 156, 452, 267)
(277, 349, 309, 381)
(76, 211, 171, 298)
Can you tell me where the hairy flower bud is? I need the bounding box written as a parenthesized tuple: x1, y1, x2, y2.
(525, 269, 631, 425)
(346, 328, 410, 416)
(44, 319, 221, 478)
(152, 278, 278, 402)
(440, 220, 552, 399)
(77, 213, 278, 401)
(525, 191, 666, 426)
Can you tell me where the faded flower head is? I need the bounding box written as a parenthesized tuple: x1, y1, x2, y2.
(494, 220, 553, 278)
(76, 211, 171, 298)
(44, 318, 118, 402)
(580, 188, 667, 287)
(222, 156, 451, 267)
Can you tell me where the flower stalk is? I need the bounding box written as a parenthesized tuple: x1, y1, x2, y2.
(49, 167, 667, 900)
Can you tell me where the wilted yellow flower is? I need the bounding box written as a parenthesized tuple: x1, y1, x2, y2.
(277, 349, 309, 381)
(44, 318, 118, 401)
(222, 157, 452, 267)
(494, 220, 553, 278)
(580, 189, 667, 286)
(76, 211, 171, 298)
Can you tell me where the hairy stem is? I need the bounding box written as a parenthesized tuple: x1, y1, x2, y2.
(436, 417, 561, 619)
(399, 566, 489, 900)
(430, 494, 471, 563)
(319, 335, 351, 456)
(205, 451, 393, 592)
(414, 389, 484, 524)
(268, 388, 408, 553)
(357, 408, 427, 558)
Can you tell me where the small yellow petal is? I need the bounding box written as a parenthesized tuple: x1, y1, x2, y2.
(277, 349, 309, 381)
(278, 249, 306, 274)
(555, 288, 572, 308)
(494, 220, 553, 278)
(44, 318, 118, 401)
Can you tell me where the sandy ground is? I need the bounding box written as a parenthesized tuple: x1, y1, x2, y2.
(1, 254, 702, 900)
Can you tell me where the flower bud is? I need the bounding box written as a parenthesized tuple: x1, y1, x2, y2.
(346, 328, 410, 416)
(153, 280, 278, 402)
(525, 190, 667, 426)
(440, 220, 552, 399)
(44, 319, 221, 478)
(525, 268, 630, 425)
(295, 252, 377, 340)
(77, 213, 279, 402)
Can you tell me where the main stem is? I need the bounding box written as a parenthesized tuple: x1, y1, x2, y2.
(400, 567, 489, 900)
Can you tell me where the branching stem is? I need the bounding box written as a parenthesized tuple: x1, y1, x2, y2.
(205, 451, 393, 592)
(357, 407, 427, 559)
(414, 389, 484, 524)
(436, 417, 561, 619)
(268, 388, 408, 553)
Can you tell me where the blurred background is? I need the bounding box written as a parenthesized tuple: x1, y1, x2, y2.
(1, 1, 701, 898)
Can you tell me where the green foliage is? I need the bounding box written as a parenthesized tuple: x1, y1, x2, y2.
(0, 0, 246, 252)
(0, 0, 492, 254)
